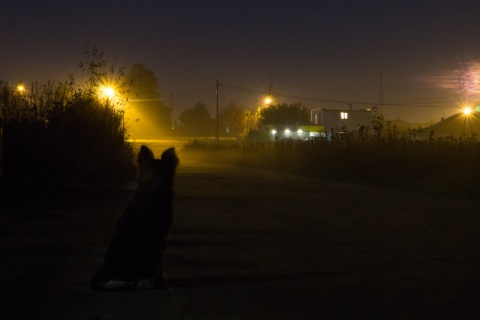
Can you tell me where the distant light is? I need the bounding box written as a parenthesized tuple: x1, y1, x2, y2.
(463, 107, 472, 115)
(103, 86, 115, 99)
(271, 129, 277, 135)
(263, 95, 274, 105)
(16, 84, 25, 93)
(297, 129, 303, 136)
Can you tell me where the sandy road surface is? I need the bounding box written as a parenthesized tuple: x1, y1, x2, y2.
(1, 142, 480, 319)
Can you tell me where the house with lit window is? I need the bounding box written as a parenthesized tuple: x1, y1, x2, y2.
(310, 108, 372, 132)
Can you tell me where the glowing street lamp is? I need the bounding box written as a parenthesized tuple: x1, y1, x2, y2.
(463, 107, 472, 115)
(101, 86, 115, 99)
(16, 84, 25, 93)
(263, 94, 275, 106)
(257, 95, 274, 114)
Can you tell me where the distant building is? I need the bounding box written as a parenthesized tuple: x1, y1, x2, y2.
(310, 108, 372, 131)
(262, 125, 324, 140)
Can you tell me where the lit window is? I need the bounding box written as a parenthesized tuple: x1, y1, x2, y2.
(341, 112, 348, 119)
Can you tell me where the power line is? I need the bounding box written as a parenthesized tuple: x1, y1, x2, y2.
(129, 98, 163, 102)
(219, 81, 456, 109)
(175, 86, 216, 98)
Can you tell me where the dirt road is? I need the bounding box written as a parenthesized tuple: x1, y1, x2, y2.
(1, 144, 480, 319)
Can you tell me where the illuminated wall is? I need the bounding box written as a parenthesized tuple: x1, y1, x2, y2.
(311, 108, 372, 131)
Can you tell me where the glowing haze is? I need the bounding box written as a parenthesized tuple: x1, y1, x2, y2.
(2, 1, 480, 123)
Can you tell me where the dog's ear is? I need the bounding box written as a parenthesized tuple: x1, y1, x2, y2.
(161, 147, 179, 168)
(138, 145, 154, 166)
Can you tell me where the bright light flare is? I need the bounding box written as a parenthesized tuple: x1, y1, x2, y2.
(102, 86, 115, 99)
(16, 84, 25, 93)
(97, 83, 125, 110)
(263, 94, 273, 105)
(463, 107, 472, 115)
(422, 60, 480, 101)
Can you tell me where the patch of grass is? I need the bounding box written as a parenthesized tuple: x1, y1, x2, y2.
(182, 139, 242, 164)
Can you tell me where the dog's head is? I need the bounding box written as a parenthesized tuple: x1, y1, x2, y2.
(137, 146, 179, 189)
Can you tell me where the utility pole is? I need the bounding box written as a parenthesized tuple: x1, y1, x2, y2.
(216, 80, 219, 145)
(170, 92, 173, 134)
(378, 71, 384, 107)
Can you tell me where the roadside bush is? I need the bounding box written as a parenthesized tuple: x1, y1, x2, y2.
(184, 127, 480, 201)
(269, 133, 479, 200)
(0, 49, 136, 184)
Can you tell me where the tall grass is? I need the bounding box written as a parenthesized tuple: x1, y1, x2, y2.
(184, 128, 480, 201)
(0, 80, 136, 184)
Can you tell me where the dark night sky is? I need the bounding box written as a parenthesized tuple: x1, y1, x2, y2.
(2, 0, 480, 122)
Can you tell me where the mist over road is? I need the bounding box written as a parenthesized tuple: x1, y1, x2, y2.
(128, 139, 480, 318)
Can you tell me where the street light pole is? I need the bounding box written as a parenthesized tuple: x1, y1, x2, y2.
(216, 80, 219, 145)
(170, 92, 173, 134)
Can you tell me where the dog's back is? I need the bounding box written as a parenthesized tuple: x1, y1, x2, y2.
(91, 146, 179, 290)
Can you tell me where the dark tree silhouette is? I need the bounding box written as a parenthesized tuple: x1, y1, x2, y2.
(178, 102, 214, 136)
(125, 64, 162, 99)
(218, 102, 249, 138)
(124, 64, 171, 138)
(258, 102, 310, 126)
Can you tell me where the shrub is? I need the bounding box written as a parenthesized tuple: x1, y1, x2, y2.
(0, 48, 136, 184)
(183, 126, 480, 201)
